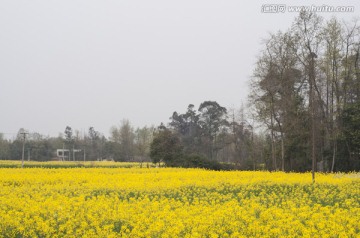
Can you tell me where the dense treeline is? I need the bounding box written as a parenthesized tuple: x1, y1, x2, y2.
(150, 102, 257, 170)
(0, 123, 154, 165)
(0, 100, 257, 169)
(249, 11, 360, 172)
(0, 12, 359, 171)
(0, 100, 257, 170)
(150, 12, 360, 172)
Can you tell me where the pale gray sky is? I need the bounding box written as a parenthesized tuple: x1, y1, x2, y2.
(1, 0, 359, 138)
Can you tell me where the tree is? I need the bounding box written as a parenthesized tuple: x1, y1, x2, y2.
(341, 102, 360, 170)
(150, 128, 183, 166)
(0, 133, 10, 160)
(110, 120, 135, 162)
(169, 104, 201, 155)
(26, 133, 53, 161)
(320, 17, 344, 171)
(228, 107, 249, 167)
(64, 126, 74, 160)
(88, 127, 100, 160)
(293, 10, 324, 181)
(119, 120, 135, 161)
(249, 11, 360, 173)
(250, 29, 306, 171)
(134, 126, 154, 166)
(198, 101, 229, 160)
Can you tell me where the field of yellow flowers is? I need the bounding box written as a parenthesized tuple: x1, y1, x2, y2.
(0, 166, 359, 237)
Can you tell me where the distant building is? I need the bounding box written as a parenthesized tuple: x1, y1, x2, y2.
(56, 149, 82, 161)
(56, 149, 70, 160)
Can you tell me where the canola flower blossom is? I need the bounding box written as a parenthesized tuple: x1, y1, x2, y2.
(0, 160, 145, 168)
(0, 166, 359, 237)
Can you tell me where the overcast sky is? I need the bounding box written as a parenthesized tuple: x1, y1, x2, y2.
(1, 1, 359, 138)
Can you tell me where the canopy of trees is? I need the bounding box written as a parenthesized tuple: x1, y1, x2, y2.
(1, 12, 359, 172)
(150, 101, 256, 170)
(249, 11, 360, 172)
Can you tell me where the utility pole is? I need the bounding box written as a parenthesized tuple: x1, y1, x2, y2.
(62, 143, 65, 161)
(309, 52, 317, 183)
(20, 131, 28, 168)
(84, 147, 86, 162)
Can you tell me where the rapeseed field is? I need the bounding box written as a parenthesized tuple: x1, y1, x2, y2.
(0, 167, 359, 237)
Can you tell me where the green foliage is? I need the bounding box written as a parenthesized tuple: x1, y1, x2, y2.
(150, 129, 183, 166)
(0, 135, 10, 160)
(182, 154, 221, 170)
(110, 120, 136, 162)
(169, 101, 231, 162)
(9, 140, 22, 160)
(27, 139, 54, 161)
(149, 128, 236, 170)
(338, 102, 360, 171)
(342, 102, 360, 151)
(105, 141, 123, 162)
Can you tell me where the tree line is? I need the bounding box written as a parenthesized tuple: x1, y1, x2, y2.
(0, 123, 154, 165)
(150, 102, 257, 170)
(150, 12, 360, 172)
(249, 11, 360, 172)
(0, 12, 359, 172)
(0, 101, 257, 170)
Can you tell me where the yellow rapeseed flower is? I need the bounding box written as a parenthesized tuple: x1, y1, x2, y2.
(0, 166, 359, 237)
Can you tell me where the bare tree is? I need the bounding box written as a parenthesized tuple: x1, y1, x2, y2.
(293, 11, 323, 182)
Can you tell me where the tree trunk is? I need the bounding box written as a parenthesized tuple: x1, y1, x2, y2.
(281, 135, 285, 171)
(331, 139, 337, 172)
(270, 114, 277, 171)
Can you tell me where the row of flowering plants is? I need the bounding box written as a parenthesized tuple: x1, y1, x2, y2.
(0, 168, 359, 237)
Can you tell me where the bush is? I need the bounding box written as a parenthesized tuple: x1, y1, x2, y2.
(182, 154, 216, 170)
